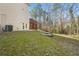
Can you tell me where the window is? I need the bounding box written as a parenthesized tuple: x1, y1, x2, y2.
(22, 23, 24, 29)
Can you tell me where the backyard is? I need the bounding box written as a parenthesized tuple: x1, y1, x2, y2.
(0, 31, 79, 56)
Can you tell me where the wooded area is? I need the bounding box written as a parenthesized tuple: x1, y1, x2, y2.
(30, 3, 79, 35)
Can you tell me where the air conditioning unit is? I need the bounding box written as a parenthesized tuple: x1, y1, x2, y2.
(4, 25, 13, 32)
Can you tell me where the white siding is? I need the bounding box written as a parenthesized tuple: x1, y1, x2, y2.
(0, 15, 1, 32)
(0, 3, 29, 32)
(14, 4, 29, 31)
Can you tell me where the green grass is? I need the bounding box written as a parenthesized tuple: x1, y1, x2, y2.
(0, 31, 76, 55)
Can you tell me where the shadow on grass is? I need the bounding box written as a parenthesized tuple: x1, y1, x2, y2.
(50, 35, 79, 55)
(52, 35, 79, 46)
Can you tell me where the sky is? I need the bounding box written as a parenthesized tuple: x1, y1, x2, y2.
(29, 3, 69, 11)
(29, 3, 52, 12)
(29, 3, 79, 18)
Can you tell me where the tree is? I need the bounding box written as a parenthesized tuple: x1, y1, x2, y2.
(68, 4, 76, 34)
(31, 4, 43, 29)
(31, 7, 38, 19)
(41, 10, 47, 31)
(73, 4, 79, 34)
(51, 4, 60, 33)
(51, 3, 65, 33)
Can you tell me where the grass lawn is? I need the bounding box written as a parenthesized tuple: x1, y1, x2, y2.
(0, 31, 78, 56)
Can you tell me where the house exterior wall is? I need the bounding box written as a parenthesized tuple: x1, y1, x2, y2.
(0, 3, 29, 32)
(29, 19, 37, 30)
